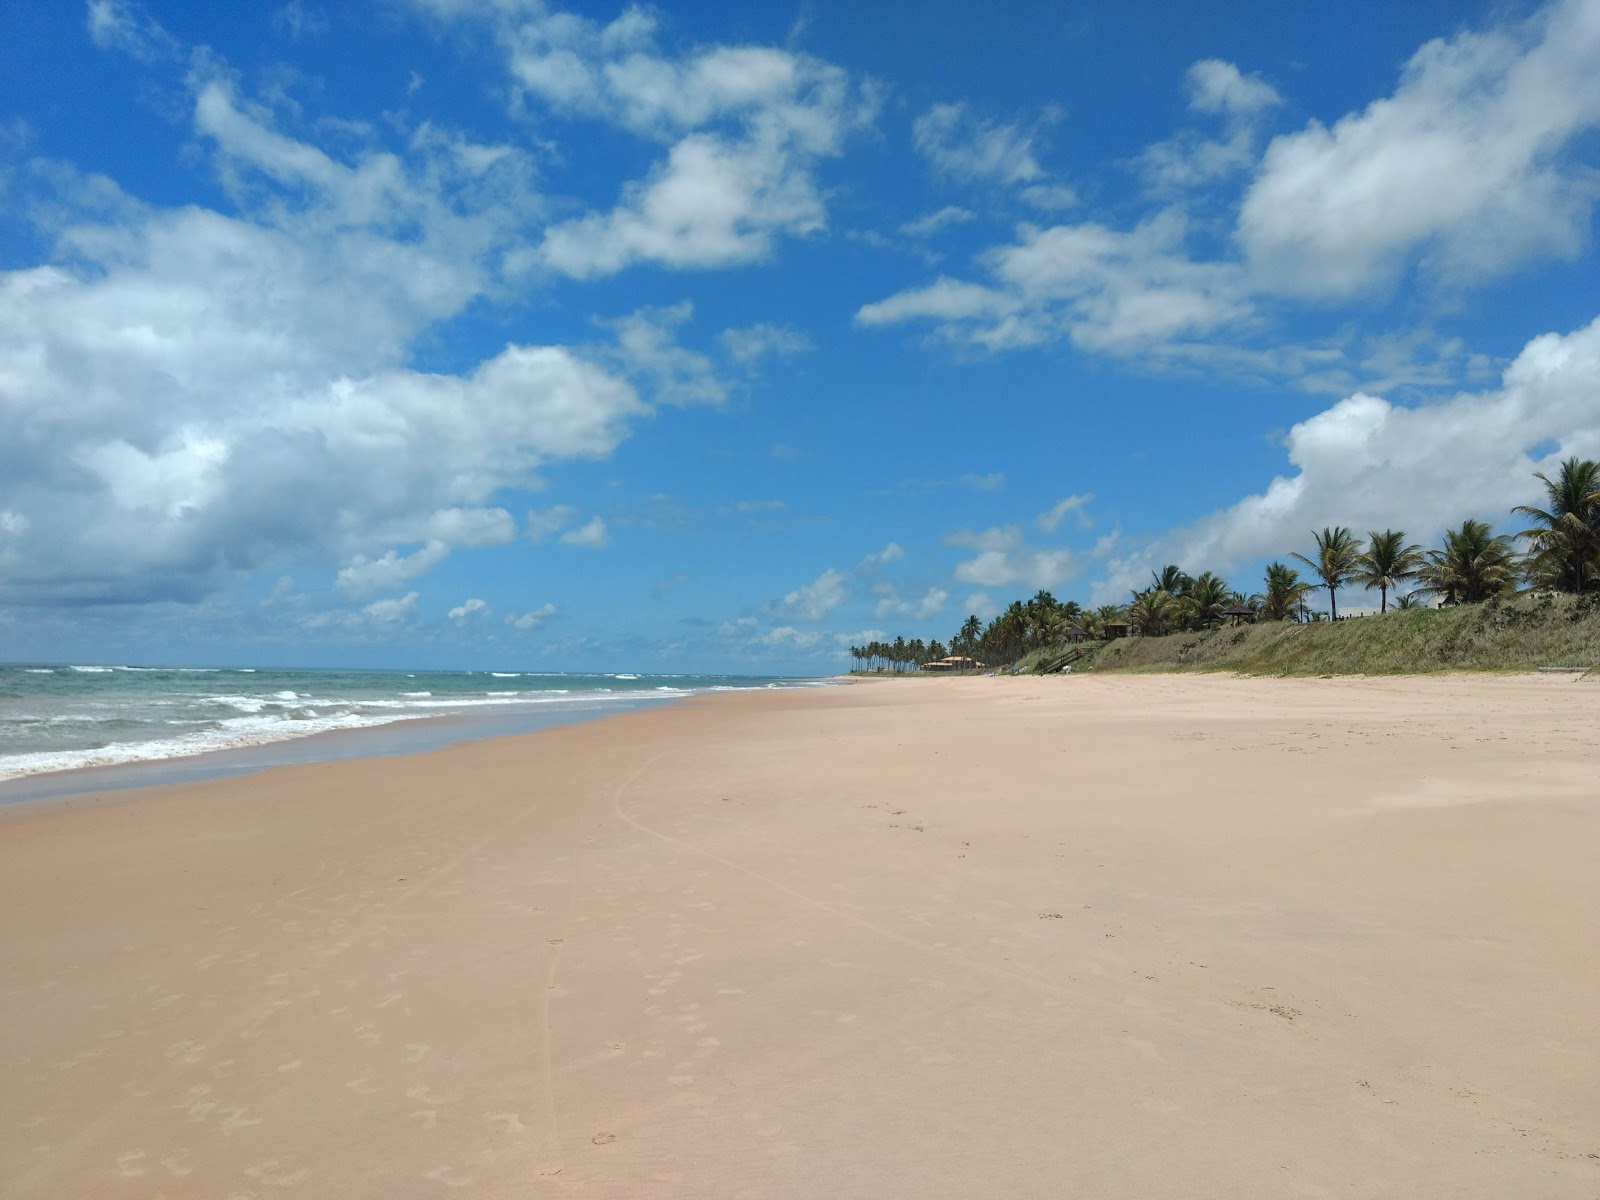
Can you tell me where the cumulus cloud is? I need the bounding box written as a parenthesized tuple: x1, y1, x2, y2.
(448, 597, 488, 620)
(1239, 0, 1600, 297)
(526, 506, 579, 541)
(863, 6, 1600, 379)
(860, 209, 1250, 354)
(873, 586, 949, 621)
(362, 592, 419, 624)
(899, 205, 975, 237)
(1185, 59, 1282, 117)
(761, 625, 825, 648)
(772, 567, 848, 621)
(0, 28, 707, 607)
(455, 5, 878, 277)
(947, 525, 1077, 591)
(1035, 493, 1093, 532)
(1090, 316, 1600, 601)
(506, 602, 557, 631)
(86, 0, 180, 62)
(913, 102, 1044, 185)
(336, 540, 450, 596)
(560, 516, 609, 547)
(721, 322, 812, 365)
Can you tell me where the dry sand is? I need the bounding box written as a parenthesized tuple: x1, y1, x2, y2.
(3, 673, 1597, 1198)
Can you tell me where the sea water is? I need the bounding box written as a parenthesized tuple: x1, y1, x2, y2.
(0, 664, 819, 786)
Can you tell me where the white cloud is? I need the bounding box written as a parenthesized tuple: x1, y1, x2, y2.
(599, 303, 726, 405)
(469, 8, 876, 278)
(1239, 0, 1600, 298)
(274, 1, 329, 39)
(856, 277, 1019, 328)
(526, 505, 579, 541)
(834, 628, 885, 646)
(960, 472, 1005, 491)
(1091, 316, 1600, 601)
(1185, 59, 1282, 117)
(947, 525, 1077, 590)
(560, 516, 609, 547)
(721, 322, 812, 365)
(861, 209, 1250, 355)
(860, 541, 904, 566)
(0, 36, 704, 607)
(414, 507, 516, 548)
(899, 206, 975, 237)
(336, 540, 450, 596)
(962, 592, 999, 620)
(773, 567, 848, 621)
(1035, 493, 1093, 532)
(448, 597, 488, 620)
(761, 625, 825, 649)
(506, 602, 557, 631)
(913, 102, 1043, 185)
(86, 0, 180, 63)
(362, 591, 419, 624)
(873, 586, 949, 621)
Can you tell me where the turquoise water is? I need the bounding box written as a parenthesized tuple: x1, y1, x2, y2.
(0, 663, 818, 784)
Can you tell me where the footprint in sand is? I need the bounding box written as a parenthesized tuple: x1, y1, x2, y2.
(403, 1042, 430, 1063)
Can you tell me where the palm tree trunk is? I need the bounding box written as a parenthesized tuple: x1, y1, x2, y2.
(1329, 584, 1338, 621)
(1380, 583, 1387, 613)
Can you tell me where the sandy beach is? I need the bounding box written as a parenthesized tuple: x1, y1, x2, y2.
(3, 673, 1597, 1198)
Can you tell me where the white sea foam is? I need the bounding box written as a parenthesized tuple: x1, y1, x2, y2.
(490, 672, 520, 678)
(0, 674, 816, 784)
(23, 669, 55, 674)
(69, 665, 114, 673)
(0, 710, 430, 782)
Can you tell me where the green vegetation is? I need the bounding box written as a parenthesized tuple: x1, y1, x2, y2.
(1081, 593, 1600, 676)
(857, 458, 1600, 677)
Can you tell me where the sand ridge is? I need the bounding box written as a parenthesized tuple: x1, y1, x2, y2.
(2, 673, 1597, 1197)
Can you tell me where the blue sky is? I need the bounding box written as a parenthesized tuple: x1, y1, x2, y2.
(2, 0, 1598, 673)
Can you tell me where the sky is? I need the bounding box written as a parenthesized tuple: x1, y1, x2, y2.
(2, 0, 1598, 673)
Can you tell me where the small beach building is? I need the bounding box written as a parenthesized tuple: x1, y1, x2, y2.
(1104, 620, 1131, 640)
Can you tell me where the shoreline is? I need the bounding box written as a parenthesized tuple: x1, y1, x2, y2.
(4, 674, 1596, 1198)
(0, 678, 834, 807)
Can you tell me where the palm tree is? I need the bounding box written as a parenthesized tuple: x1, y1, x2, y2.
(1183, 571, 1232, 629)
(1394, 592, 1423, 609)
(1356, 529, 1426, 613)
(1514, 457, 1600, 594)
(1252, 562, 1315, 621)
(1127, 588, 1175, 636)
(1150, 564, 1192, 597)
(1291, 526, 1360, 620)
(1416, 519, 1518, 604)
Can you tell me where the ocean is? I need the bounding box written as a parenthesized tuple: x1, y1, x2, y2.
(0, 663, 820, 792)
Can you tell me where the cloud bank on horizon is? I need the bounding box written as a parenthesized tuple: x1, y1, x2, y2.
(1, 0, 1597, 670)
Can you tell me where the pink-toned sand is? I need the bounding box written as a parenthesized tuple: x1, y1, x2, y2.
(3, 673, 1597, 1198)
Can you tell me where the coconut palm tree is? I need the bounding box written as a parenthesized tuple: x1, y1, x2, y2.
(1394, 592, 1424, 610)
(1416, 519, 1518, 604)
(1183, 571, 1233, 629)
(1356, 529, 1426, 613)
(1128, 588, 1176, 636)
(1253, 562, 1315, 621)
(1514, 457, 1600, 594)
(1150, 564, 1192, 597)
(1291, 526, 1360, 620)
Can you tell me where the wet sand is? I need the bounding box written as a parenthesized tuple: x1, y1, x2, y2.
(3, 674, 1597, 1198)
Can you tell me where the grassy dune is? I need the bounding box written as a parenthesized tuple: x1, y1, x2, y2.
(1053, 594, 1600, 676)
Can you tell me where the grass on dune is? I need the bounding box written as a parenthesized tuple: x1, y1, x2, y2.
(1059, 593, 1600, 676)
